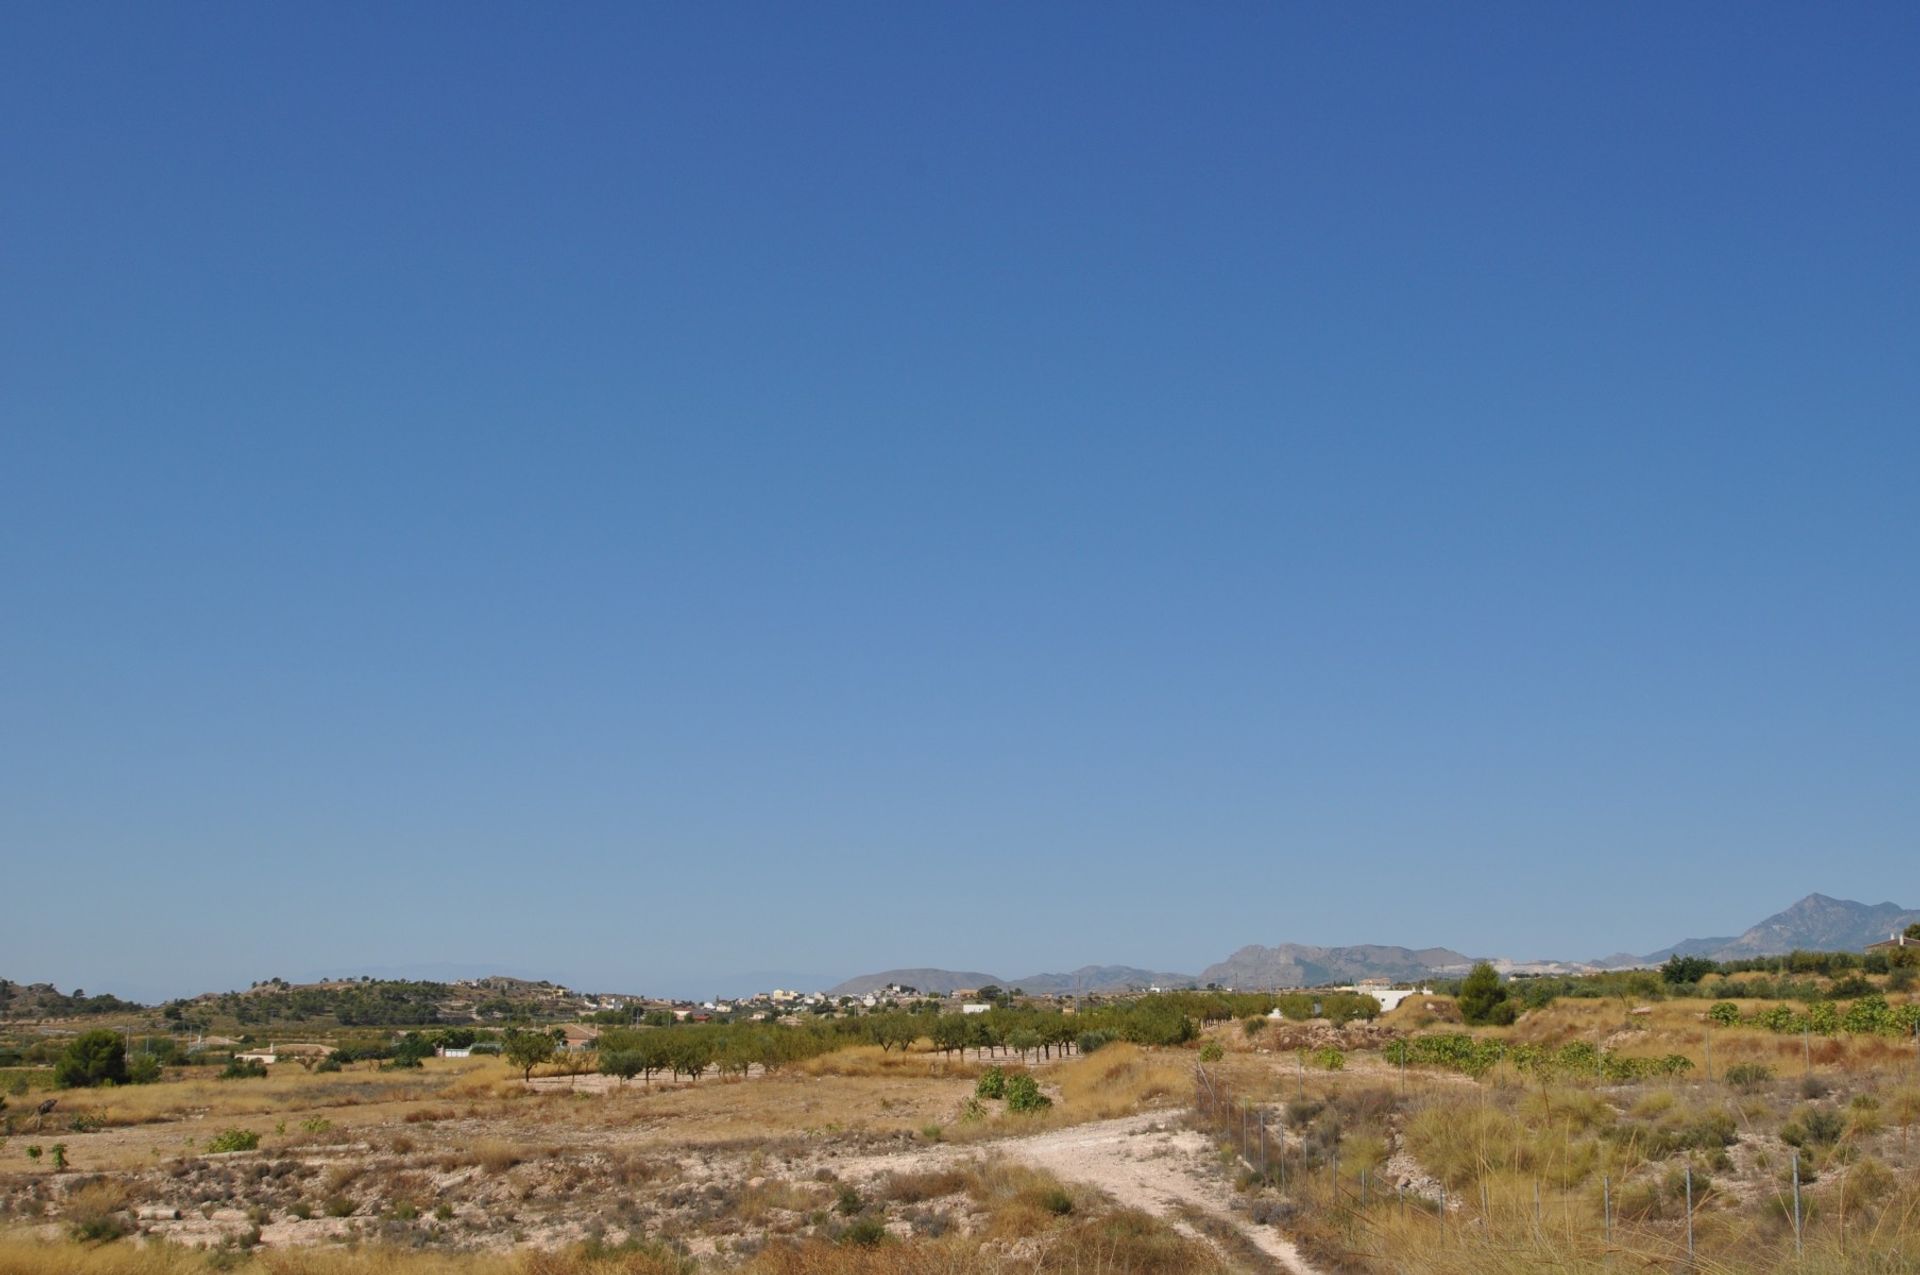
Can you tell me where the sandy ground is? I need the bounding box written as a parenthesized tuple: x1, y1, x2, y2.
(837, 1112, 1326, 1275)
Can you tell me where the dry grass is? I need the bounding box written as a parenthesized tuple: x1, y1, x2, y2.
(1053, 1045, 1185, 1118)
(735, 1177, 829, 1222)
(792, 1045, 975, 1079)
(45, 1059, 500, 1130)
(0, 1246, 697, 1275)
(876, 1165, 972, 1204)
(942, 1043, 1188, 1145)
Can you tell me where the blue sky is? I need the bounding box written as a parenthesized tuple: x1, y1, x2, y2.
(3, 5, 1916, 1001)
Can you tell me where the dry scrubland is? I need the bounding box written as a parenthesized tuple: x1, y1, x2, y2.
(6, 994, 1920, 1273)
(1198, 995, 1920, 1273)
(1, 1045, 1221, 1274)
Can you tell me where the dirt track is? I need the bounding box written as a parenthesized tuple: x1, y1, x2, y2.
(838, 1112, 1325, 1274)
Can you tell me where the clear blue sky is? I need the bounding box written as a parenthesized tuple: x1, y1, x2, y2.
(3, 5, 1916, 1001)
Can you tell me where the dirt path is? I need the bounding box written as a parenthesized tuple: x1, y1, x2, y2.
(837, 1113, 1326, 1275)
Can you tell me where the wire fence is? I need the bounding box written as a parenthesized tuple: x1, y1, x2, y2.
(1186, 1061, 1859, 1273)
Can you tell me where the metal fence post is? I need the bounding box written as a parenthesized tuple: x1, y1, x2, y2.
(1793, 1152, 1803, 1258)
(1685, 1164, 1694, 1268)
(1602, 1173, 1611, 1246)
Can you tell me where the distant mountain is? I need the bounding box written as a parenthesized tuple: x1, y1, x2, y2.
(1632, 936, 1739, 966)
(1199, 943, 1472, 989)
(1639, 893, 1920, 965)
(826, 969, 1003, 997)
(1010, 966, 1197, 995)
(826, 964, 1197, 998)
(1591, 951, 1661, 970)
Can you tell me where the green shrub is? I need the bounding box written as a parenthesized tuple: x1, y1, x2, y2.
(1006, 1073, 1052, 1112)
(1781, 1105, 1845, 1148)
(1725, 1062, 1773, 1091)
(842, 1215, 887, 1246)
(1075, 1030, 1115, 1055)
(1311, 1047, 1345, 1071)
(1198, 1041, 1224, 1063)
(1707, 1001, 1740, 1026)
(206, 1129, 260, 1153)
(219, 1059, 269, 1081)
(975, 1067, 1006, 1099)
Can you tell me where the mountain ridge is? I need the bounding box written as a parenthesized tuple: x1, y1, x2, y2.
(830, 894, 1919, 997)
(1632, 893, 1919, 965)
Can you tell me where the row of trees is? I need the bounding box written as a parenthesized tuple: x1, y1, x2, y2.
(1664, 940, 1920, 985)
(1384, 1033, 1693, 1081)
(1479, 943, 1920, 1016)
(1708, 994, 1920, 1036)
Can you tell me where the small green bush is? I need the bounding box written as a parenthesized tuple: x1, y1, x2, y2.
(842, 1216, 887, 1246)
(1198, 1041, 1224, 1063)
(1782, 1105, 1845, 1148)
(1725, 1062, 1773, 1091)
(206, 1129, 260, 1153)
(975, 1067, 1006, 1100)
(219, 1059, 269, 1081)
(1006, 1073, 1052, 1112)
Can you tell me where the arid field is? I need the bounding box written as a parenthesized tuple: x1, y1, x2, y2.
(6, 986, 1920, 1274)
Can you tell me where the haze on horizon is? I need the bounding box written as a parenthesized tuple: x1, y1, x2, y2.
(3, 6, 1916, 1005)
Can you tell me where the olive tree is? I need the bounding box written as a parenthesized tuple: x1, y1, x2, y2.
(502, 1028, 556, 1082)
